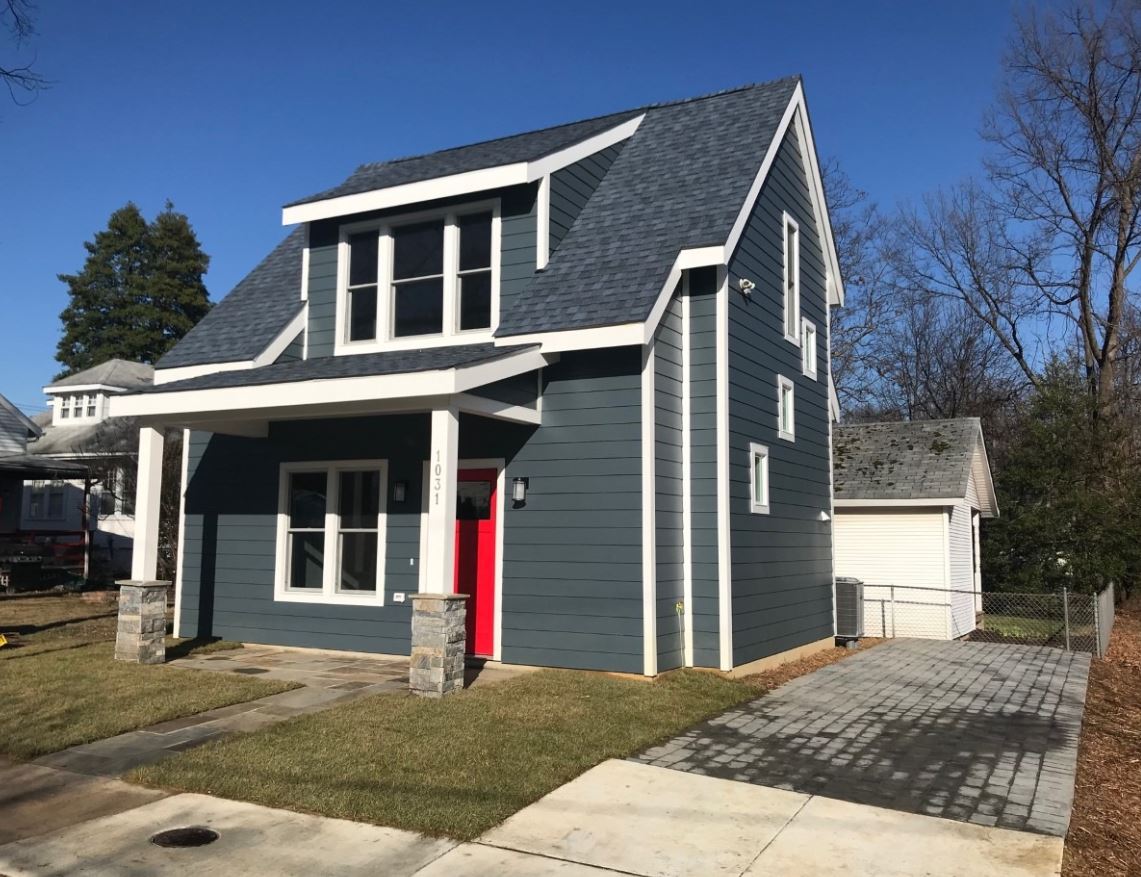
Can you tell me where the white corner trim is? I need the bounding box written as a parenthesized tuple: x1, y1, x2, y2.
(281, 116, 644, 226)
(172, 428, 190, 639)
(641, 340, 657, 677)
(715, 266, 733, 672)
(536, 174, 550, 270)
(680, 284, 694, 668)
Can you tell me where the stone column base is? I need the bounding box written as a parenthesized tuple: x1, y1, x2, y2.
(114, 580, 171, 664)
(409, 593, 469, 697)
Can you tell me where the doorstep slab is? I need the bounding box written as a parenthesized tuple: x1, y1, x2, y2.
(479, 759, 807, 877)
(0, 793, 456, 877)
(746, 793, 1064, 876)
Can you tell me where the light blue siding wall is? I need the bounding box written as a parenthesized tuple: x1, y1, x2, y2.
(686, 267, 721, 667)
(727, 121, 834, 666)
(549, 143, 624, 255)
(654, 292, 685, 671)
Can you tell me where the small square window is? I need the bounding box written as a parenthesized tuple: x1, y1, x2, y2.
(749, 443, 770, 515)
(778, 376, 795, 442)
(802, 320, 818, 379)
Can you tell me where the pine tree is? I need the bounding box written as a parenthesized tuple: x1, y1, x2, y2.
(55, 202, 211, 375)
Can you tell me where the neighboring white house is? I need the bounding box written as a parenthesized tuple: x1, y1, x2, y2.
(832, 418, 999, 640)
(22, 359, 154, 578)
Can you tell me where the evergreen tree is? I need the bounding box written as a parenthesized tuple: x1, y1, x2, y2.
(56, 201, 211, 375)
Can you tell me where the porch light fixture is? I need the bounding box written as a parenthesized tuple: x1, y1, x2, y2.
(392, 481, 408, 503)
(512, 477, 529, 505)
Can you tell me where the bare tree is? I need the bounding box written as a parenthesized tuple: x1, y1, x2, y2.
(822, 158, 896, 410)
(1, 0, 46, 104)
(987, 1, 1140, 413)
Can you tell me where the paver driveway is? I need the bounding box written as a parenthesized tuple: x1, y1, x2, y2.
(635, 639, 1090, 837)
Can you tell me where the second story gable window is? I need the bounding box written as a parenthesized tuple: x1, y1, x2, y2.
(783, 213, 800, 345)
(338, 204, 498, 351)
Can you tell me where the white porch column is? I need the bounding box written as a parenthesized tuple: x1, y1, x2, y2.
(422, 406, 459, 593)
(131, 426, 165, 582)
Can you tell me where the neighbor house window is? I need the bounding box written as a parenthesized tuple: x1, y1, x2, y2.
(778, 375, 795, 441)
(783, 213, 800, 345)
(87, 394, 97, 417)
(749, 443, 770, 515)
(277, 461, 387, 604)
(340, 205, 498, 348)
(46, 486, 65, 520)
(802, 319, 818, 379)
(59, 397, 71, 419)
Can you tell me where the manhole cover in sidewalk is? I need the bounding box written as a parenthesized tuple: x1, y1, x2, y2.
(150, 827, 220, 848)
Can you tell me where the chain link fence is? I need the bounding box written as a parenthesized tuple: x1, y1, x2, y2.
(837, 580, 1116, 657)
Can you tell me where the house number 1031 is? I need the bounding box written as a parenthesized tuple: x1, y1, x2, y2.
(433, 449, 443, 505)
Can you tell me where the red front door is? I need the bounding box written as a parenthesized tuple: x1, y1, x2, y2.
(454, 468, 497, 657)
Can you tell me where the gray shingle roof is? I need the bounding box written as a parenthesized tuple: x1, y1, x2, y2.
(497, 78, 800, 336)
(146, 342, 535, 394)
(48, 359, 154, 391)
(832, 419, 982, 501)
(155, 229, 306, 369)
(285, 110, 645, 208)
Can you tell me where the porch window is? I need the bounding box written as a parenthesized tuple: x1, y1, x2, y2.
(749, 443, 770, 515)
(277, 461, 388, 604)
(338, 204, 498, 351)
(778, 375, 795, 441)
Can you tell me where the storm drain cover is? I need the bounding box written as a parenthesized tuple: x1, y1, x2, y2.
(150, 827, 219, 848)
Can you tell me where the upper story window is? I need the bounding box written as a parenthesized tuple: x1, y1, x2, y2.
(749, 443, 770, 515)
(338, 203, 498, 352)
(802, 319, 818, 380)
(783, 213, 800, 345)
(54, 392, 104, 425)
(778, 375, 795, 442)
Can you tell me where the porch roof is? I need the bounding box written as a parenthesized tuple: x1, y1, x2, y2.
(0, 454, 89, 479)
(142, 343, 535, 394)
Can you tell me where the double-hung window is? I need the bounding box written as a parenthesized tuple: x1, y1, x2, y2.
(783, 213, 800, 345)
(778, 375, 795, 441)
(277, 461, 388, 605)
(802, 319, 818, 379)
(339, 205, 498, 350)
(749, 443, 770, 515)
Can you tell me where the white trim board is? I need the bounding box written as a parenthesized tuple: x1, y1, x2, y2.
(833, 498, 957, 508)
(715, 266, 733, 672)
(172, 429, 190, 639)
(641, 341, 657, 677)
(281, 116, 645, 225)
(112, 348, 553, 421)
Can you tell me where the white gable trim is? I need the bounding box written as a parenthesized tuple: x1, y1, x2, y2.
(972, 427, 1000, 518)
(281, 116, 644, 226)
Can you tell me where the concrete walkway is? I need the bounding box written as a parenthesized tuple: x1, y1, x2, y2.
(0, 761, 1064, 876)
(636, 639, 1089, 836)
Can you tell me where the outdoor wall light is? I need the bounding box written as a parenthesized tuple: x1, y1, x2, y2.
(818, 510, 831, 522)
(392, 481, 408, 503)
(512, 477, 529, 504)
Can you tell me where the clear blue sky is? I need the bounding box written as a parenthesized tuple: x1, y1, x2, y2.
(1, 0, 1024, 414)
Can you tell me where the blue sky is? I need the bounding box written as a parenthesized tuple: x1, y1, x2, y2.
(1, 0, 1022, 413)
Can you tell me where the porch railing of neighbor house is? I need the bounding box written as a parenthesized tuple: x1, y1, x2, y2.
(837, 579, 1116, 657)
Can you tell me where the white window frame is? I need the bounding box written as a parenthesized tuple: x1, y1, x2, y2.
(749, 443, 770, 515)
(333, 199, 501, 356)
(782, 212, 801, 346)
(778, 375, 796, 442)
(274, 459, 389, 606)
(802, 318, 818, 380)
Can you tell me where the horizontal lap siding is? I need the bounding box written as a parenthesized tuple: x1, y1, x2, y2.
(727, 122, 834, 665)
(306, 222, 338, 357)
(178, 416, 430, 652)
(549, 143, 624, 254)
(655, 294, 685, 671)
(688, 268, 721, 667)
(482, 348, 644, 674)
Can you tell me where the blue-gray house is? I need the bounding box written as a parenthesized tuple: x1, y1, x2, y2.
(113, 76, 845, 676)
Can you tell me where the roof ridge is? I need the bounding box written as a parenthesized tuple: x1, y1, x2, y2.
(354, 75, 802, 174)
(837, 417, 980, 429)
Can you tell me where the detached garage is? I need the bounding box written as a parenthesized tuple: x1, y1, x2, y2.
(832, 418, 998, 639)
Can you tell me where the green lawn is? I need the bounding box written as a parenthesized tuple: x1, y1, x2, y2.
(130, 669, 758, 840)
(0, 595, 297, 759)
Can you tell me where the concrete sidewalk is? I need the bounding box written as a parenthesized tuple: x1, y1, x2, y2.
(0, 760, 1064, 876)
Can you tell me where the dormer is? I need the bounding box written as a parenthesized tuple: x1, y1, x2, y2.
(44, 359, 155, 426)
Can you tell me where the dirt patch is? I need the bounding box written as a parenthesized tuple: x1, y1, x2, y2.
(738, 639, 883, 693)
(1063, 596, 1141, 877)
